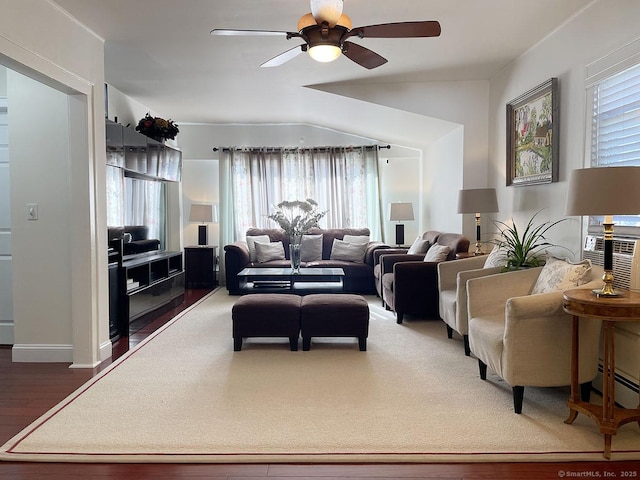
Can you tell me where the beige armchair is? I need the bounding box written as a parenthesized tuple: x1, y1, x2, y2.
(466, 264, 604, 414)
(437, 255, 503, 356)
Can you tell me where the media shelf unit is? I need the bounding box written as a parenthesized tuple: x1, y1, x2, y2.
(116, 251, 185, 337)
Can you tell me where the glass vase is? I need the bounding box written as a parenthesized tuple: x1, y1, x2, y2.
(289, 243, 301, 273)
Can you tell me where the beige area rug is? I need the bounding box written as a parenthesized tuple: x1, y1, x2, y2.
(2, 288, 639, 463)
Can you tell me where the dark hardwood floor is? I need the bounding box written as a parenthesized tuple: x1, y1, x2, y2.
(1, 288, 638, 479)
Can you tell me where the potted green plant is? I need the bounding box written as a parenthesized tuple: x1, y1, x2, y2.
(492, 210, 567, 271)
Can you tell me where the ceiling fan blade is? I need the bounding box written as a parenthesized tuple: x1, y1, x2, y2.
(261, 45, 306, 67)
(210, 28, 293, 37)
(347, 21, 441, 39)
(342, 41, 387, 69)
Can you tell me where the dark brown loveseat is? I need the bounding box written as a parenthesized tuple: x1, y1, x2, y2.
(107, 225, 161, 256)
(373, 231, 469, 323)
(224, 227, 389, 295)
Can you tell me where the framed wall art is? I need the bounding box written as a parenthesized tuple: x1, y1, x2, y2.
(506, 77, 558, 186)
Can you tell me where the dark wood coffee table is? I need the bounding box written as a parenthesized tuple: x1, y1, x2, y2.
(237, 267, 345, 294)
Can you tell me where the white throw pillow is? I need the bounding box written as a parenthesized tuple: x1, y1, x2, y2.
(254, 241, 285, 263)
(246, 235, 270, 262)
(342, 234, 370, 244)
(484, 244, 509, 269)
(531, 256, 593, 294)
(300, 234, 323, 262)
(423, 244, 450, 262)
(330, 238, 367, 263)
(407, 236, 430, 255)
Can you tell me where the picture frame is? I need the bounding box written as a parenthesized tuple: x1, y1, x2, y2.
(506, 78, 559, 186)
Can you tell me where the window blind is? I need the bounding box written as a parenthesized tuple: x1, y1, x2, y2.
(590, 61, 640, 227)
(591, 61, 640, 167)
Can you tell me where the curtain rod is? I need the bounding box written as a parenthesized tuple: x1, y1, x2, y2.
(212, 145, 390, 152)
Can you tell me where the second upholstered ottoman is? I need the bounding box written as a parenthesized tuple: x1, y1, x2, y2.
(300, 294, 369, 351)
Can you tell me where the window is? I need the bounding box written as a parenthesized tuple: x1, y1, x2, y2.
(225, 146, 381, 241)
(588, 60, 640, 228)
(105, 165, 166, 248)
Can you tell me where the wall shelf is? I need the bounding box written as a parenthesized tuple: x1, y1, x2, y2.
(106, 119, 182, 182)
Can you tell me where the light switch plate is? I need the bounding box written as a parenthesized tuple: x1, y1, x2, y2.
(27, 203, 38, 220)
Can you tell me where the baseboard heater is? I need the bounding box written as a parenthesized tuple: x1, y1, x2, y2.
(592, 364, 640, 408)
(582, 235, 640, 409)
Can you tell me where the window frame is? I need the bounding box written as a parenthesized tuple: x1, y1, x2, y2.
(584, 40, 640, 236)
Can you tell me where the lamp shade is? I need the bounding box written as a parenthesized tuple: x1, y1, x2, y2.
(189, 204, 213, 223)
(389, 202, 414, 221)
(310, 0, 343, 26)
(566, 167, 640, 216)
(457, 188, 499, 214)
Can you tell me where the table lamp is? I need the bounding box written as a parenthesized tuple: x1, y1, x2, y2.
(566, 166, 640, 297)
(189, 204, 213, 246)
(389, 202, 414, 246)
(457, 188, 499, 255)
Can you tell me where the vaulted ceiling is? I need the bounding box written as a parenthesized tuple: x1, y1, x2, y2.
(52, 0, 592, 127)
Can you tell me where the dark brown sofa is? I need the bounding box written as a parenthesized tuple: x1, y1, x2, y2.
(224, 227, 390, 294)
(107, 225, 160, 256)
(374, 231, 470, 323)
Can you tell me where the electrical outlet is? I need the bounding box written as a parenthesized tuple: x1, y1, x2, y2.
(27, 203, 38, 220)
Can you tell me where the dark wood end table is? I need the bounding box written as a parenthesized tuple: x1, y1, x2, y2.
(562, 288, 640, 459)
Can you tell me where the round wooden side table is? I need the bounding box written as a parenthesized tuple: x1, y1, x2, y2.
(562, 288, 640, 459)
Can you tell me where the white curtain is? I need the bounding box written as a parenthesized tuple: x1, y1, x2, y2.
(124, 177, 163, 241)
(221, 146, 381, 242)
(105, 165, 125, 227)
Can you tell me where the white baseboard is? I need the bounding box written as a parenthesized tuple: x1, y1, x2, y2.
(0, 321, 14, 345)
(99, 339, 112, 362)
(12, 344, 73, 363)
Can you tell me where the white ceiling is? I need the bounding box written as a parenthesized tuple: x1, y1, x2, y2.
(51, 0, 593, 126)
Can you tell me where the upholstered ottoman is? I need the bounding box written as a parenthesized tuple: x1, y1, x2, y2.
(300, 294, 370, 351)
(231, 294, 301, 351)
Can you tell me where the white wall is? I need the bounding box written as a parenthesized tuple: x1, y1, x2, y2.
(379, 156, 421, 245)
(182, 160, 219, 248)
(427, 126, 465, 235)
(0, 0, 108, 365)
(176, 122, 424, 244)
(309, 80, 489, 241)
(488, 0, 640, 260)
(8, 71, 73, 348)
(0, 65, 11, 343)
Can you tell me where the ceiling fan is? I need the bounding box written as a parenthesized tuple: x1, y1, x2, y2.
(210, 0, 441, 69)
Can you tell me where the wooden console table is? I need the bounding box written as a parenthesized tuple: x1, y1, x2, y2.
(562, 288, 640, 459)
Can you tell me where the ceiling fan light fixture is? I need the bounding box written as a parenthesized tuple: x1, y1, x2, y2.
(335, 13, 352, 30)
(297, 13, 317, 32)
(308, 44, 342, 63)
(310, 0, 343, 27)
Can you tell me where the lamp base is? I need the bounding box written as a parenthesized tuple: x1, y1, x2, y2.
(592, 270, 623, 297)
(593, 288, 624, 298)
(198, 224, 208, 246)
(395, 224, 405, 247)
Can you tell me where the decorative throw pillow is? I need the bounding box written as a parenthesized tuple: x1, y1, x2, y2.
(342, 234, 370, 244)
(484, 244, 508, 269)
(423, 244, 450, 262)
(330, 238, 367, 263)
(407, 236, 430, 255)
(254, 241, 285, 263)
(300, 234, 323, 262)
(246, 235, 270, 262)
(531, 256, 593, 294)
